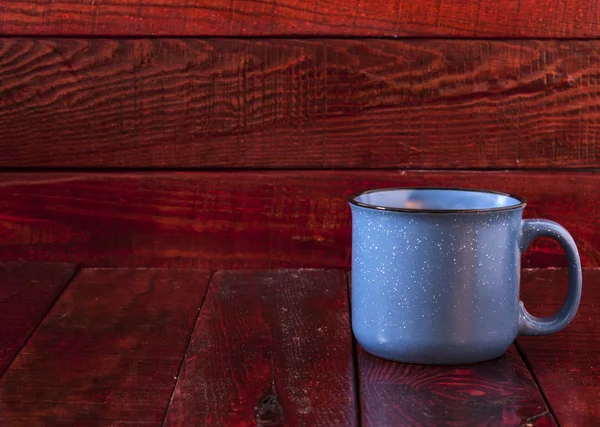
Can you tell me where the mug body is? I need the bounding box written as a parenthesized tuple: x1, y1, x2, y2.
(349, 188, 526, 364)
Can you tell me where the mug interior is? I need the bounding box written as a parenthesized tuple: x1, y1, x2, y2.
(351, 188, 525, 213)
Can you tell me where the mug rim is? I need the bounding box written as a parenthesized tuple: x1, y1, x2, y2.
(348, 186, 527, 214)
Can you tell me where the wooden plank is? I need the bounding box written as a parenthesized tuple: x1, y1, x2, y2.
(0, 268, 210, 425)
(0, 171, 597, 269)
(1, 38, 600, 169)
(163, 269, 357, 426)
(0, 1, 598, 37)
(518, 268, 600, 427)
(0, 262, 75, 376)
(358, 345, 555, 426)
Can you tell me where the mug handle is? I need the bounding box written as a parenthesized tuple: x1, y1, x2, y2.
(518, 219, 582, 336)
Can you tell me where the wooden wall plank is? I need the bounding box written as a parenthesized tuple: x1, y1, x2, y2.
(0, 269, 210, 425)
(163, 269, 357, 426)
(0, 171, 597, 269)
(1, 38, 599, 169)
(358, 345, 555, 426)
(518, 268, 600, 427)
(0, 1, 598, 37)
(0, 262, 75, 376)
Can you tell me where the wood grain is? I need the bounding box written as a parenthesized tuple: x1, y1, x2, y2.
(0, 262, 75, 376)
(358, 345, 555, 426)
(0, 268, 210, 425)
(1, 38, 600, 169)
(0, 171, 597, 269)
(164, 269, 356, 426)
(518, 268, 600, 427)
(0, 0, 598, 37)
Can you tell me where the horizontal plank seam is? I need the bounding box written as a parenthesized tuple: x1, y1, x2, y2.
(4, 34, 600, 41)
(80, 267, 213, 272)
(1, 168, 599, 174)
(523, 267, 600, 272)
(160, 271, 213, 427)
(0, 263, 80, 380)
(514, 340, 560, 426)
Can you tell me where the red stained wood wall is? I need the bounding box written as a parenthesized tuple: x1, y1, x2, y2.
(0, 1, 598, 268)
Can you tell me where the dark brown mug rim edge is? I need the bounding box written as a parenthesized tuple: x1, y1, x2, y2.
(348, 186, 527, 214)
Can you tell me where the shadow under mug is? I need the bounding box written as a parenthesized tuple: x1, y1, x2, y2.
(348, 187, 582, 365)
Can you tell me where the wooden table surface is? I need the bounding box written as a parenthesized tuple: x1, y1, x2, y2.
(0, 262, 597, 426)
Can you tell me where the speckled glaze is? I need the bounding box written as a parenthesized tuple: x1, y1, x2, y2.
(349, 188, 582, 365)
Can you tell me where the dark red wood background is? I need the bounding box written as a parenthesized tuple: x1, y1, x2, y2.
(1, 0, 599, 37)
(0, 4, 598, 267)
(1, 171, 598, 269)
(164, 269, 356, 426)
(0, 267, 211, 425)
(0, 262, 75, 376)
(0, 3, 598, 426)
(1, 38, 599, 169)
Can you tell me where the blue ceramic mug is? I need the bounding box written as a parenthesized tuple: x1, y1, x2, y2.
(349, 187, 582, 365)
